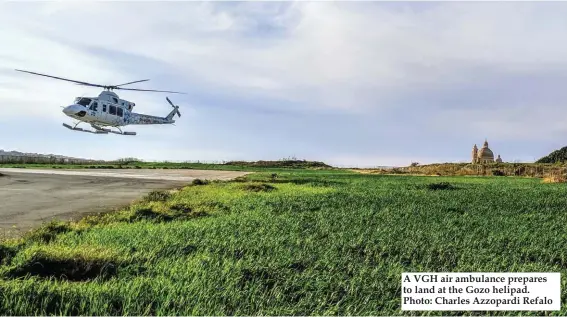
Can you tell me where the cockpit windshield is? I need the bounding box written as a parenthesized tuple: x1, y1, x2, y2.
(76, 98, 92, 106)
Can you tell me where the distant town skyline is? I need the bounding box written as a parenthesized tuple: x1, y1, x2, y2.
(1, 2, 566, 167)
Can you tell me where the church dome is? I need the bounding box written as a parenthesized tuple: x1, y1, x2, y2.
(478, 147, 494, 158)
(477, 140, 494, 160)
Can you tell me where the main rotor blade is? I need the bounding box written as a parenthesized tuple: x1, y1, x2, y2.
(114, 79, 150, 87)
(14, 69, 106, 88)
(117, 87, 186, 94)
(16, 69, 185, 94)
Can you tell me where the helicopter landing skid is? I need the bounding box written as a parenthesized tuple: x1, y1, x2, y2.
(62, 123, 136, 135)
(63, 123, 107, 134)
(108, 130, 137, 136)
(106, 126, 137, 136)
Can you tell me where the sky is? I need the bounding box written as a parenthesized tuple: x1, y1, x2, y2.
(1, 1, 567, 167)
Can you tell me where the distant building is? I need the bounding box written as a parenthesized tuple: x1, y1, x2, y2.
(472, 139, 503, 164)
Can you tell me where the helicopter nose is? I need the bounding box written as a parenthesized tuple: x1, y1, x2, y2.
(63, 105, 87, 117)
(62, 105, 74, 115)
(63, 104, 83, 115)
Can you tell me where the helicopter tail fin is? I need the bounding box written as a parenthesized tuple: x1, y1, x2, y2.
(165, 97, 181, 121)
(165, 107, 180, 121)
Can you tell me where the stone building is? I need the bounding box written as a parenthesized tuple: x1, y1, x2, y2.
(472, 139, 502, 164)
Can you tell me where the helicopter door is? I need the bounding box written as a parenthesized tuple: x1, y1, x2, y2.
(101, 103, 110, 123)
(87, 101, 100, 121)
(107, 105, 123, 125)
(116, 107, 124, 125)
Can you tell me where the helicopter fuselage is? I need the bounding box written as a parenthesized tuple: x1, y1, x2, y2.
(62, 91, 176, 127)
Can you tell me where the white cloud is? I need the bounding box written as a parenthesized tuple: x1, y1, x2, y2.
(1, 2, 567, 165)
(3, 2, 567, 112)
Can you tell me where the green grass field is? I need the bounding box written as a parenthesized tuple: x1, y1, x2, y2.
(1, 170, 566, 315)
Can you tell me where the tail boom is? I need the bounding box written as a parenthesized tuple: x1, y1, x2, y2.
(127, 98, 181, 125)
(128, 113, 174, 125)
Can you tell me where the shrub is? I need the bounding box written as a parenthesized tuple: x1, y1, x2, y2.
(192, 179, 209, 186)
(492, 170, 505, 176)
(536, 146, 567, 163)
(542, 175, 567, 183)
(0, 245, 17, 265)
(224, 160, 332, 169)
(143, 190, 171, 202)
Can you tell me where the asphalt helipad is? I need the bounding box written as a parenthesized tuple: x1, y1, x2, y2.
(0, 168, 249, 238)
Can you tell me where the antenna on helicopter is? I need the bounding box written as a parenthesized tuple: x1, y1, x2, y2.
(14, 69, 186, 94)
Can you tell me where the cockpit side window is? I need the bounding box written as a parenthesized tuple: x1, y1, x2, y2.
(77, 98, 91, 106)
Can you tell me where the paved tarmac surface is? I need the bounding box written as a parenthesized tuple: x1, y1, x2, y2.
(0, 168, 249, 238)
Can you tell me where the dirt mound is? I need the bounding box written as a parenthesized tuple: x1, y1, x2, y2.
(24, 221, 71, 243)
(242, 183, 276, 192)
(129, 207, 175, 222)
(6, 256, 117, 282)
(128, 204, 206, 223)
(169, 203, 192, 213)
(425, 182, 457, 191)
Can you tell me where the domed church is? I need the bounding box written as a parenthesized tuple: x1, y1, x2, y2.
(472, 139, 503, 164)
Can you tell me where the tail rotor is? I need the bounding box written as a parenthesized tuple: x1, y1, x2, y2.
(166, 97, 181, 117)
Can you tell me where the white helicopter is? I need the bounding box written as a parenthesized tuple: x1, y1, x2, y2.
(15, 69, 186, 136)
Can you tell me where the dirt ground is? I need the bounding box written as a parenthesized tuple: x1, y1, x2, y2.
(0, 168, 249, 238)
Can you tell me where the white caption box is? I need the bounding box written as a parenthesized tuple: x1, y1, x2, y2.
(401, 272, 560, 311)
